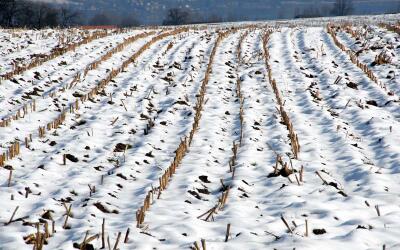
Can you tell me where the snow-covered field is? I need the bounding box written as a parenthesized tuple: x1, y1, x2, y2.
(0, 15, 399, 250)
(0, 29, 98, 74)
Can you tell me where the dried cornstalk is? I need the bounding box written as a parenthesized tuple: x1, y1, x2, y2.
(63, 203, 72, 229)
(6, 206, 19, 225)
(135, 30, 233, 227)
(281, 214, 293, 234)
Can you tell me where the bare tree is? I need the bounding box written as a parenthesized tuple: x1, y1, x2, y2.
(60, 6, 79, 27)
(89, 12, 112, 26)
(34, 3, 49, 28)
(17, 2, 35, 27)
(206, 14, 222, 23)
(163, 8, 190, 26)
(294, 3, 333, 19)
(120, 16, 140, 27)
(0, 0, 19, 27)
(43, 7, 59, 27)
(0, 0, 65, 28)
(331, 0, 354, 16)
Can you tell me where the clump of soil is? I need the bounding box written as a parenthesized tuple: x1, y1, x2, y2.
(114, 143, 132, 152)
(65, 154, 79, 163)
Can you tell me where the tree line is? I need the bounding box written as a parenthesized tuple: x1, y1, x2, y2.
(0, 0, 365, 28)
(294, 0, 354, 19)
(0, 0, 142, 28)
(0, 0, 79, 28)
(0, 0, 226, 28)
(164, 0, 356, 25)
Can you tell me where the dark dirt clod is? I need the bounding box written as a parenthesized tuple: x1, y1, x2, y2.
(268, 165, 293, 178)
(174, 100, 189, 106)
(347, 82, 358, 89)
(199, 175, 211, 183)
(73, 242, 94, 250)
(366, 100, 378, 107)
(4, 165, 13, 170)
(41, 210, 53, 220)
(145, 151, 154, 158)
(72, 92, 83, 98)
(313, 228, 327, 235)
(114, 143, 132, 152)
(93, 202, 117, 214)
(188, 190, 201, 200)
(65, 154, 79, 163)
(197, 188, 210, 195)
(116, 173, 127, 180)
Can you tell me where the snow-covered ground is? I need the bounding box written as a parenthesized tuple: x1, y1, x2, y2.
(0, 29, 94, 74)
(0, 15, 399, 250)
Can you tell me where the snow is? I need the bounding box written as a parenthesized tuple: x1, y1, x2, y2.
(0, 15, 399, 250)
(335, 24, 400, 97)
(0, 29, 92, 74)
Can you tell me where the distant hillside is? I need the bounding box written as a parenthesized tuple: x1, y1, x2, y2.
(58, 0, 400, 24)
